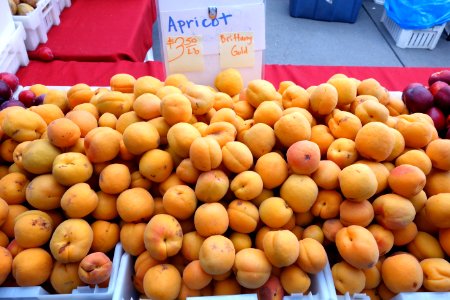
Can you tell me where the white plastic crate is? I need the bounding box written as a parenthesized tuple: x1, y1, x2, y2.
(13, 0, 60, 51)
(0, 0, 15, 43)
(0, 22, 29, 74)
(53, 0, 71, 15)
(381, 10, 446, 50)
(0, 243, 125, 300)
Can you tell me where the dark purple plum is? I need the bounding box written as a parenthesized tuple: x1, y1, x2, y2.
(403, 85, 434, 113)
(426, 107, 446, 131)
(0, 73, 19, 93)
(0, 80, 12, 102)
(429, 70, 450, 86)
(435, 86, 450, 115)
(0, 100, 26, 110)
(31, 94, 45, 106)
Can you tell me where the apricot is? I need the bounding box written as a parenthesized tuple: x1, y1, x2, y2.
(60, 182, 98, 218)
(183, 260, 212, 290)
(246, 79, 280, 108)
(2, 109, 46, 142)
(14, 210, 53, 248)
(199, 235, 235, 275)
(144, 214, 183, 261)
(50, 218, 93, 263)
(204, 121, 237, 147)
(12, 248, 53, 286)
(336, 225, 379, 269)
(423, 193, 450, 229)
(77, 252, 113, 285)
(46, 118, 81, 148)
(310, 190, 342, 220)
(221, 141, 253, 173)
(385, 128, 406, 162)
(392, 222, 418, 247)
(50, 261, 84, 294)
(230, 171, 263, 200)
(372, 193, 416, 230)
(160, 93, 193, 126)
(0, 139, 18, 162)
(98, 112, 117, 128)
(280, 174, 318, 213)
(368, 224, 394, 256)
(120, 222, 146, 256)
(234, 247, 272, 289)
(133, 251, 161, 294)
(184, 84, 215, 115)
(274, 112, 311, 147)
(327, 138, 358, 169)
(0, 172, 28, 205)
(175, 159, 200, 184)
(143, 264, 182, 300)
(121, 122, 160, 155)
(0, 246, 12, 285)
(43, 89, 69, 112)
(91, 191, 118, 221)
(226, 200, 258, 234)
(167, 122, 201, 158)
(425, 169, 450, 196)
(139, 149, 173, 183)
(328, 76, 357, 106)
(65, 110, 98, 138)
(407, 231, 445, 260)
(296, 237, 328, 274)
(340, 199, 374, 227)
(253, 101, 283, 127)
(243, 122, 276, 158)
(310, 160, 340, 190)
(310, 124, 335, 156)
(230, 232, 252, 252)
(381, 253, 423, 293)
(309, 83, 338, 115)
(84, 127, 122, 163)
(213, 92, 234, 110)
(387, 164, 426, 198)
(339, 163, 377, 202)
(116, 187, 154, 223)
(195, 170, 229, 203)
(259, 197, 293, 229)
(286, 140, 320, 175)
(327, 109, 362, 140)
(132, 93, 161, 120)
(254, 152, 288, 189)
(280, 264, 311, 294)
(395, 149, 432, 175)
(0, 204, 28, 238)
(395, 114, 434, 149)
(189, 136, 222, 172)
(162, 185, 197, 221)
(332, 261, 366, 294)
(213, 277, 241, 295)
(91, 220, 119, 253)
(355, 100, 389, 124)
(426, 139, 450, 171)
(210, 108, 240, 130)
(0, 199, 7, 226)
(357, 78, 389, 105)
(420, 258, 450, 292)
(355, 122, 395, 162)
(22, 139, 61, 174)
(214, 68, 243, 97)
(263, 230, 299, 267)
(134, 75, 163, 97)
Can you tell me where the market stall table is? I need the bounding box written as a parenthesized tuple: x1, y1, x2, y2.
(16, 60, 447, 91)
(27, 0, 156, 62)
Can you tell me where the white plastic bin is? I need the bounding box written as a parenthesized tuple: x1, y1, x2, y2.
(0, 243, 124, 300)
(53, 0, 71, 14)
(0, 22, 29, 74)
(381, 10, 446, 50)
(0, 0, 15, 43)
(13, 0, 60, 51)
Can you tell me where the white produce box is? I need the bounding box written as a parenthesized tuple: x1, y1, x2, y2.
(0, 22, 29, 74)
(53, 0, 72, 15)
(381, 10, 446, 50)
(0, 0, 15, 43)
(13, 0, 60, 51)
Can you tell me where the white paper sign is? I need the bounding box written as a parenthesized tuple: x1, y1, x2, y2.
(157, 0, 265, 87)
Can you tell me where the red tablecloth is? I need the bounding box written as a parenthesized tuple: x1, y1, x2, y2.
(28, 0, 156, 62)
(16, 61, 447, 91)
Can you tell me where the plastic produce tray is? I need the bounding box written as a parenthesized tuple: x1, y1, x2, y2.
(0, 243, 124, 300)
(13, 0, 60, 51)
(381, 10, 446, 50)
(0, 0, 15, 43)
(0, 22, 29, 74)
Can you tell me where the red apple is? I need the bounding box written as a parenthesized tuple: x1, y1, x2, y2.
(18, 90, 36, 108)
(0, 80, 12, 102)
(429, 81, 448, 97)
(0, 72, 19, 92)
(426, 107, 446, 131)
(403, 85, 434, 113)
(402, 82, 423, 103)
(429, 70, 450, 86)
(435, 86, 450, 115)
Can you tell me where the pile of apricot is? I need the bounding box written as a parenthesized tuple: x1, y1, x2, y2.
(0, 68, 449, 300)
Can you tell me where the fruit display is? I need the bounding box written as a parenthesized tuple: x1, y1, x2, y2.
(402, 70, 450, 138)
(8, 0, 38, 16)
(0, 68, 449, 300)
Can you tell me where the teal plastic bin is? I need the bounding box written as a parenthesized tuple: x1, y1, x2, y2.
(289, 0, 363, 23)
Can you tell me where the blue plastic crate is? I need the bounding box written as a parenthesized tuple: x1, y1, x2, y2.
(0, 243, 124, 300)
(289, 0, 363, 23)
